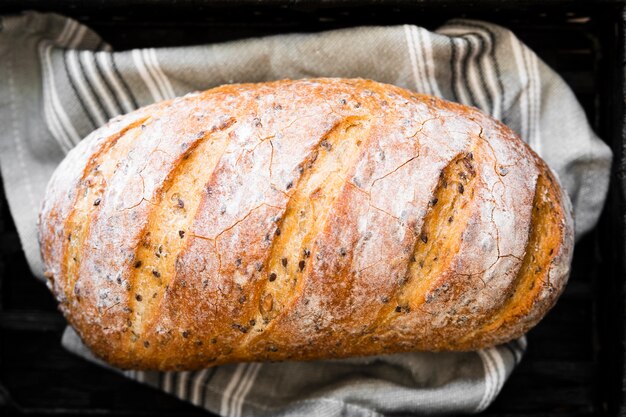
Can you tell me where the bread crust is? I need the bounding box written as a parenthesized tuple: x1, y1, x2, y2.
(38, 78, 574, 370)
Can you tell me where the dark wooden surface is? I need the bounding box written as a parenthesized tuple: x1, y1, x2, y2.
(0, 2, 624, 416)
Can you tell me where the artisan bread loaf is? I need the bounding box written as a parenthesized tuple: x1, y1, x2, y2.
(38, 78, 574, 371)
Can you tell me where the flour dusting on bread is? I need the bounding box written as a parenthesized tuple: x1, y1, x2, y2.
(38, 79, 574, 370)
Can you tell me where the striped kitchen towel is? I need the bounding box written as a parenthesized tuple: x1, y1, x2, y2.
(0, 11, 611, 417)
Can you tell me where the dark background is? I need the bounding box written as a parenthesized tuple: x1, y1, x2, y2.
(0, 1, 625, 416)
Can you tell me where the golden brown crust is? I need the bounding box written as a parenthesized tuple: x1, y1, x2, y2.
(38, 78, 574, 370)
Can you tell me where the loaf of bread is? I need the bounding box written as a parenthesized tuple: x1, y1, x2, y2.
(38, 78, 574, 371)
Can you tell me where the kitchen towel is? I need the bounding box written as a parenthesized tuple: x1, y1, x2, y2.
(0, 11, 611, 417)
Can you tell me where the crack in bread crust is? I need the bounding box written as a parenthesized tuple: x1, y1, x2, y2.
(357, 150, 481, 347)
(62, 118, 149, 307)
(127, 121, 236, 356)
(236, 116, 371, 355)
(458, 173, 565, 346)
